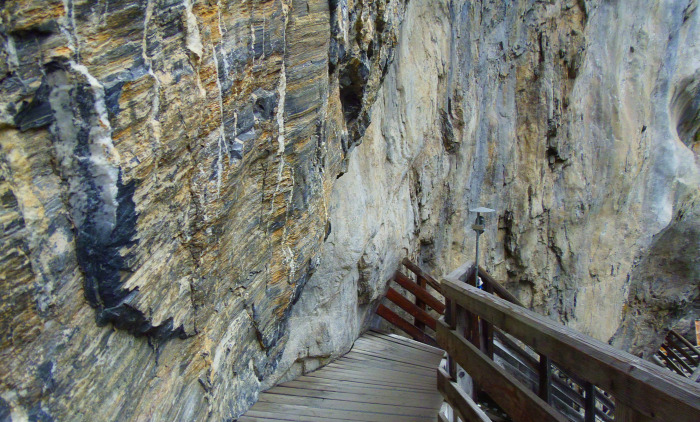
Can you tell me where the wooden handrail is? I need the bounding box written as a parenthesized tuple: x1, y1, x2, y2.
(375, 261, 445, 347)
(375, 304, 437, 346)
(476, 266, 523, 307)
(385, 287, 437, 331)
(441, 276, 700, 421)
(402, 258, 443, 294)
(394, 271, 445, 314)
(669, 330, 700, 357)
(437, 318, 568, 422)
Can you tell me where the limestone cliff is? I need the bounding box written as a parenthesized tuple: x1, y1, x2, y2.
(277, 0, 699, 386)
(0, 0, 698, 420)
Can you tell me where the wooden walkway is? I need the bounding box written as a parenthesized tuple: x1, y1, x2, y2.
(240, 330, 445, 422)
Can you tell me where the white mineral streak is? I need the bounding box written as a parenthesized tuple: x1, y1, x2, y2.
(4, 35, 18, 71)
(213, 45, 226, 198)
(70, 62, 120, 224)
(142, 0, 163, 161)
(48, 62, 120, 238)
(216, 0, 230, 77)
(271, 0, 289, 213)
(250, 4, 256, 65)
(275, 5, 288, 159)
(60, 0, 80, 59)
(183, 0, 204, 61)
(275, 64, 286, 158)
(261, 16, 267, 60)
(233, 110, 241, 150)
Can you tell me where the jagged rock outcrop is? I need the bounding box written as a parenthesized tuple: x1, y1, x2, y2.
(610, 188, 699, 358)
(1, 0, 698, 420)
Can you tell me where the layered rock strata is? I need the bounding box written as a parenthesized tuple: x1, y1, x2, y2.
(1, 0, 405, 419)
(1, 0, 699, 420)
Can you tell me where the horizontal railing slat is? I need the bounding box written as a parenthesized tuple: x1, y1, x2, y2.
(376, 304, 437, 347)
(669, 330, 700, 357)
(663, 344, 694, 374)
(437, 319, 568, 422)
(441, 277, 700, 422)
(386, 287, 437, 331)
(394, 271, 446, 314)
(402, 258, 443, 294)
(476, 266, 523, 307)
(667, 335, 699, 366)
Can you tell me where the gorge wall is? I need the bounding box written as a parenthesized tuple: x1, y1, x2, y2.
(1, 0, 698, 420)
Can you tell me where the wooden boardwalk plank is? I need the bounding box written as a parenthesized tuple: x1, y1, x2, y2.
(267, 385, 442, 408)
(329, 357, 435, 377)
(301, 371, 435, 391)
(340, 350, 439, 367)
(281, 380, 437, 400)
(251, 401, 435, 422)
(365, 329, 438, 351)
(356, 336, 444, 363)
(353, 336, 442, 360)
(367, 330, 444, 355)
(242, 332, 444, 421)
(347, 347, 439, 369)
(257, 394, 437, 417)
(323, 362, 435, 381)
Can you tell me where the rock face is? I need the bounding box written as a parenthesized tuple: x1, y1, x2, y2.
(0, 0, 698, 420)
(277, 0, 700, 383)
(610, 190, 700, 358)
(0, 0, 406, 419)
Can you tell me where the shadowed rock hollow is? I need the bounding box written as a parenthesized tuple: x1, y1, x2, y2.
(0, 0, 698, 420)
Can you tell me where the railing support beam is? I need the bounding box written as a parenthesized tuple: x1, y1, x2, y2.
(538, 355, 551, 405)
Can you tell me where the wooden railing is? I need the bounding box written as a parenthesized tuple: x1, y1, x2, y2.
(437, 265, 700, 422)
(469, 266, 615, 421)
(375, 258, 444, 347)
(493, 329, 616, 422)
(654, 330, 700, 381)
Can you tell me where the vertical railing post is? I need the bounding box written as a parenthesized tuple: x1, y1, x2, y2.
(584, 381, 596, 422)
(538, 355, 552, 405)
(444, 297, 458, 422)
(481, 270, 494, 359)
(467, 266, 481, 351)
(446, 297, 456, 378)
(462, 265, 481, 402)
(415, 274, 427, 331)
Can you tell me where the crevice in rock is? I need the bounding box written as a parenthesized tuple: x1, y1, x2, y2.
(670, 73, 700, 153)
